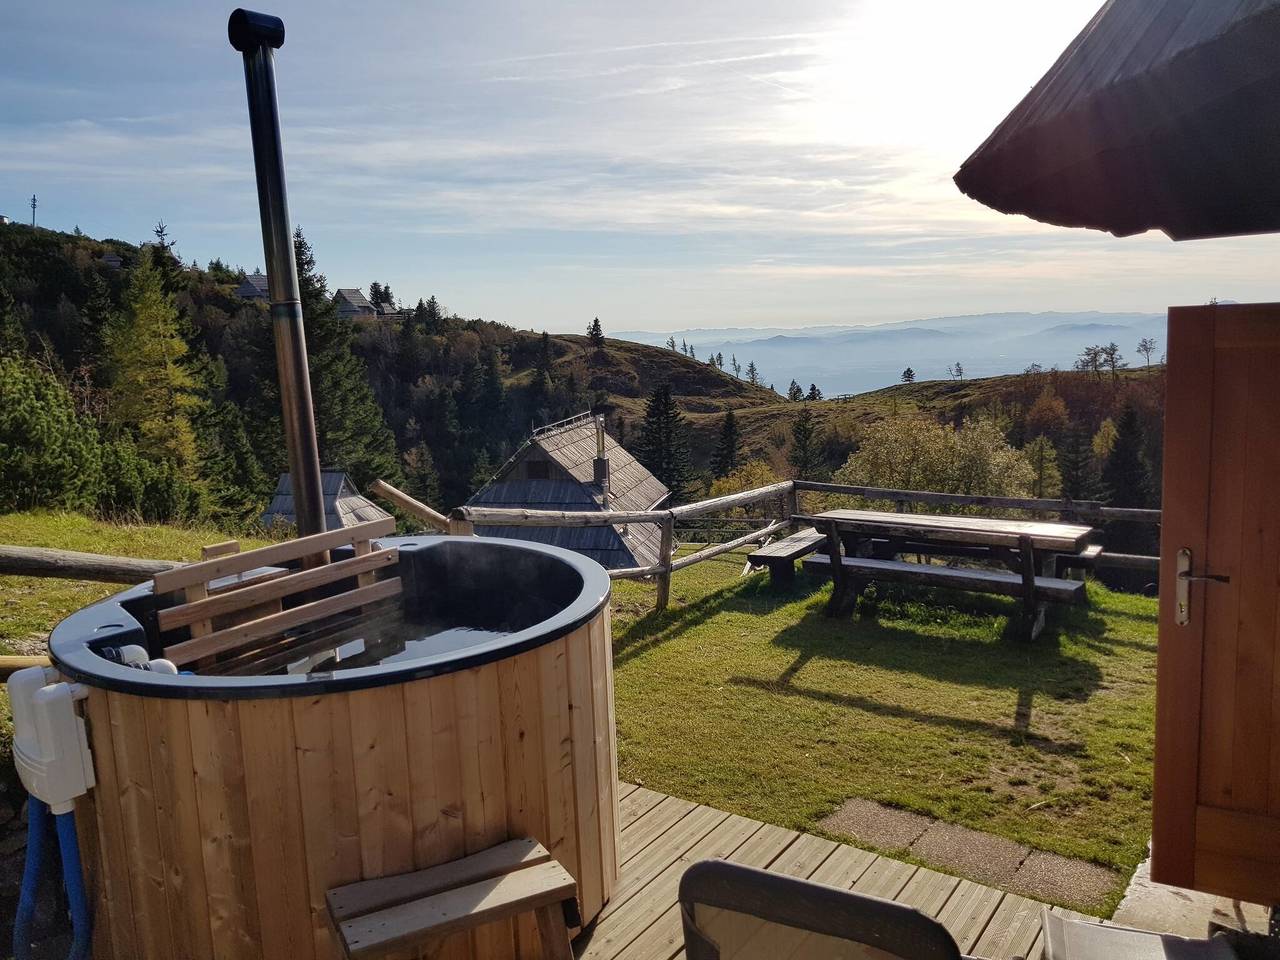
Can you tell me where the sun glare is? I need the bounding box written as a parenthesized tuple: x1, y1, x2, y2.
(769, 1, 1102, 153)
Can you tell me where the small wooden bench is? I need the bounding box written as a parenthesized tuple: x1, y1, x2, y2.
(804, 554, 1084, 639)
(326, 837, 579, 959)
(1053, 542, 1103, 578)
(748, 527, 827, 586)
(804, 555, 1086, 603)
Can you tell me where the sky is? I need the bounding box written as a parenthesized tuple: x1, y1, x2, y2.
(2, 1, 1275, 333)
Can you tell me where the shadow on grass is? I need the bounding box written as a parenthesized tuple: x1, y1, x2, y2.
(617, 569, 1121, 754)
(727, 593, 1105, 752)
(613, 573, 812, 667)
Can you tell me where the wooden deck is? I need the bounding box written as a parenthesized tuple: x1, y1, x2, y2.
(579, 783, 1071, 960)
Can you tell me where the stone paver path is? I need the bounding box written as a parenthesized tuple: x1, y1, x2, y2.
(820, 796, 1120, 912)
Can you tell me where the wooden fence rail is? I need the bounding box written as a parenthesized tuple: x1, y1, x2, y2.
(440, 479, 1161, 611)
(368, 479, 450, 532)
(0, 545, 179, 583)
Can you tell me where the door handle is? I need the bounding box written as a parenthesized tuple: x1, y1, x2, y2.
(1174, 548, 1230, 626)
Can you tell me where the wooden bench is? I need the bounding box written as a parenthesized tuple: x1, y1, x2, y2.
(804, 555, 1086, 603)
(1053, 542, 1103, 578)
(804, 554, 1085, 639)
(748, 527, 827, 586)
(326, 837, 578, 959)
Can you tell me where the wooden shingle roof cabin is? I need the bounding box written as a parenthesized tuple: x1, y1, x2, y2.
(260, 470, 391, 532)
(234, 271, 270, 300)
(334, 287, 376, 319)
(467, 412, 670, 570)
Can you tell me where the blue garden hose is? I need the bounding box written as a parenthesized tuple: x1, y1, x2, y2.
(13, 796, 92, 960)
(56, 811, 92, 960)
(13, 796, 48, 960)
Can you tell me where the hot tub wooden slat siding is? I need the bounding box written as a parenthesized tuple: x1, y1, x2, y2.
(76, 611, 617, 960)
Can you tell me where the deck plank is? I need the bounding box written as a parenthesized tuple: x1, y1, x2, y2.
(899, 866, 963, 917)
(601, 785, 1046, 960)
(938, 881, 1006, 954)
(616, 824, 799, 960)
(972, 893, 1044, 960)
(619, 788, 669, 833)
(579, 814, 763, 959)
(621, 796, 700, 865)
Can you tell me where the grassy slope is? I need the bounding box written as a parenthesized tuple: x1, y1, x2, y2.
(0, 512, 268, 651)
(611, 548, 1157, 914)
(547, 335, 781, 418)
(688, 366, 1163, 476)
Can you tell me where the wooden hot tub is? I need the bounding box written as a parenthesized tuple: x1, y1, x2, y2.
(49, 535, 618, 960)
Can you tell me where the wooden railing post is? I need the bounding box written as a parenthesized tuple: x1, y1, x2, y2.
(786, 485, 800, 532)
(448, 516, 475, 536)
(655, 514, 674, 611)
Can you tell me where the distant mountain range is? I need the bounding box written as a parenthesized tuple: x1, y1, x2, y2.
(615, 311, 1167, 395)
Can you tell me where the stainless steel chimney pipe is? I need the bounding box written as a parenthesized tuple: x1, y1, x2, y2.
(228, 8, 326, 538)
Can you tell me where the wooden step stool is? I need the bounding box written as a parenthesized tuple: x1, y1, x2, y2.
(326, 837, 580, 959)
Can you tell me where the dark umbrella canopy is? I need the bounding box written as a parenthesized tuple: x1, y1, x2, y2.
(954, 0, 1280, 240)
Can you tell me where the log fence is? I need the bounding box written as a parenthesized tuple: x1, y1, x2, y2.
(0, 481, 1161, 617)
(445, 478, 1162, 610)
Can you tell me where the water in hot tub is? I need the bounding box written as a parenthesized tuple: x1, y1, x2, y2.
(277, 612, 510, 676)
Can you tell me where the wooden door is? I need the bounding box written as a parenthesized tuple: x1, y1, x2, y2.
(1153, 302, 1280, 906)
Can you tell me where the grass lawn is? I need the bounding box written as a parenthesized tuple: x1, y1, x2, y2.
(0, 511, 269, 652)
(610, 547, 1157, 912)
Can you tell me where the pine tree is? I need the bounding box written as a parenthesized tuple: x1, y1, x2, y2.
(1102, 403, 1157, 552)
(1058, 422, 1104, 502)
(587, 316, 605, 350)
(715, 352, 724, 370)
(787, 380, 804, 402)
(637, 384, 692, 499)
(423, 295, 443, 334)
(788, 406, 821, 479)
(537, 331, 554, 375)
(712, 410, 741, 478)
(901, 367, 915, 383)
(806, 383, 822, 401)
(666, 336, 677, 351)
(105, 248, 199, 472)
(81, 273, 115, 369)
(680, 338, 689, 356)
(194, 389, 268, 525)
(0, 286, 24, 356)
(745, 361, 760, 386)
(731, 355, 741, 377)
(401, 438, 441, 506)
(369, 281, 385, 306)
(150, 221, 186, 294)
(0, 355, 103, 512)
(1023, 435, 1062, 499)
(291, 228, 401, 489)
(470, 449, 495, 494)
(1103, 404, 1153, 507)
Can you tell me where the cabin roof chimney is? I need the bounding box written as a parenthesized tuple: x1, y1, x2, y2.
(593, 415, 610, 506)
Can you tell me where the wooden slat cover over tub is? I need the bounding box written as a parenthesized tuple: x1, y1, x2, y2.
(72, 608, 618, 960)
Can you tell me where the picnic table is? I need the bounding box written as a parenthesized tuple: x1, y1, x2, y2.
(794, 509, 1097, 639)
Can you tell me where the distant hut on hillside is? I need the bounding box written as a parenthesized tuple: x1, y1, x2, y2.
(261, 471, 391, 531)
(467, 412, 670, 570)
(334, 288, 376, 319)
(234, 271, 270, 300)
